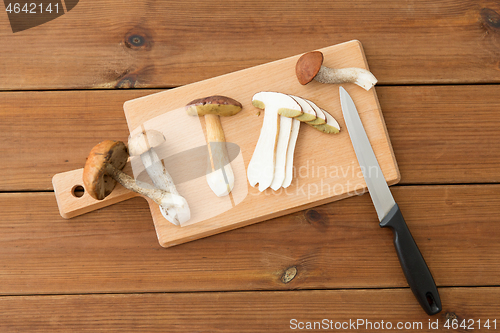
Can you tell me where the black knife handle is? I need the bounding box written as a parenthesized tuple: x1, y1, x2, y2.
(379, 204, 442, 315)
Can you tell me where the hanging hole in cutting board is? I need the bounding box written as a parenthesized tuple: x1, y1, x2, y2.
(71, 185, 85, 198)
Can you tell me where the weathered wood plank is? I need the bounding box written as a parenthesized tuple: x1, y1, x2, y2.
(0, 185, 499, 295)
(381, 85, 500, 184)
(0, 288, 498, 332)
(1, 85, 499, 191)
(1, 0, 500, 89)
(0, 90, 147, 191)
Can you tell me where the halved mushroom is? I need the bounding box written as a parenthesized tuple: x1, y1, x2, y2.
(247, 92, 302, 192)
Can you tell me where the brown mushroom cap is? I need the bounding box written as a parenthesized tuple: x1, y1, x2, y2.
(186, 95, 243, 117)
(295, 51, 324, 85)
(83, 140, 129, 200)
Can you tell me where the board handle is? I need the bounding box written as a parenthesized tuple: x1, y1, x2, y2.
(52, 163, 139, 219)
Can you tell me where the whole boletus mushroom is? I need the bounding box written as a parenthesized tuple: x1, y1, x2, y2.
(83, 140, 187, 212)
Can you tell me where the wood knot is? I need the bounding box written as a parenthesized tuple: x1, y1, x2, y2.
(128, 35, 146, 47)
(481, 8, 500, 30)
(115, 75, 137, 88)
(124, 28, 153, 50)
(281, 266, 297, 284)
(444, 312, 458, 321)
(304, 209, 327, 231)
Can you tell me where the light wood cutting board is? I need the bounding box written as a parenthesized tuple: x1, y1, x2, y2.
(53, 40, 400, 247)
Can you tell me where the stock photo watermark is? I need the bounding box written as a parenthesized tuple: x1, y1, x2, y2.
(4, 0, 78, 33)
(248, 160, 381, 200)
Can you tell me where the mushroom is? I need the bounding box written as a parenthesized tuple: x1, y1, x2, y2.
(128, 130, 190, 226)
(302, 98, 326, 125)
(288, 95, 316, 122)
(311, 106, 340, 134)
(83, 140, 187, 214)
(247, 92, 302, 191)
(281, 117, 301, 188)
(296, 51, 377, 91)
(186, 95, 243, 197)
(282, 95, 341, 134)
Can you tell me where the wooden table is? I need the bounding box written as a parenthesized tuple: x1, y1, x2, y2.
(1, 0, 500, 331)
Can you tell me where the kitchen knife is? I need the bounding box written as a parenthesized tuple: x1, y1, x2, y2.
(339, 86, 442, 315)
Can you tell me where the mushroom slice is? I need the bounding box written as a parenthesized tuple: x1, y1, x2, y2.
(282, 118, 301, 188)
(270, 115, 294, 191)
(286, 95, 316, 122)
(278, 97, 341, 134)
(311, 108, 341, 134)
(305, 99, 326, 125)
(248, 92, 302, 192)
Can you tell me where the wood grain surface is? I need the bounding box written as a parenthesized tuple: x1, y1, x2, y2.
(0, 185, 499, 295)
(1, 86, 498, 191)
(3, 0, 500, 329)
(1, 1, 500, 89)
(0, 288, 497, 332)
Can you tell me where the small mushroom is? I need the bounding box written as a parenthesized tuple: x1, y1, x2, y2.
(186, 95, 243, 197)
(295, 51, 377, 91)
(82, 140, 187, 215)
(128, 130, 190, 226)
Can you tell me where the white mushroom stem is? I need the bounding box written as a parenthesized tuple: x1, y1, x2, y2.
(204, 114, 235, 197)
(247, 103, 279, 191)
(314, 66, 378, 91)
(104, 163, 187, 208)
(141, 149, 177, 194)
(270, 115, 293, 191)
(128, 129, 190, 226)
(140, 149, 190, 226)
(282, 118, 301, 188)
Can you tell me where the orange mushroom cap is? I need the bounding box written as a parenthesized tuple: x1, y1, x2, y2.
(295, 51, 324, 85)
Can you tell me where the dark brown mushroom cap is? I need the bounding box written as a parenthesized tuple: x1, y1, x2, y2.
(295, 51, 324, 85)
(185, 95, 243, 117)
(83, 140, 129, 200)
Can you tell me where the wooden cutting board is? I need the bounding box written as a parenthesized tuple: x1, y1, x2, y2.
(53, 40, 400, 248)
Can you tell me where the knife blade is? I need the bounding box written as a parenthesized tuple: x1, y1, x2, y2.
(339, 86, 442, 315)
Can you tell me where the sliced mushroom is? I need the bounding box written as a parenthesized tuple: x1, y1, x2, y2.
(311, 108, 341, 134)
(282, 117, 301, 188)
(128, 130, 190, 226)
(281, 96, 341, 134)
(270, 114, 294, 191)
(304, 99, 326, 125)
(296, 51, 377, 91)
(83, 140, 187, 213)
(287, 95, 316, 122)
(247, 92, 302, 192)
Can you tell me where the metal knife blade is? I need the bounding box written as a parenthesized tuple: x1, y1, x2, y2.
(339, 86, 395, 221)
(339, 86, 442, 315)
